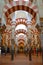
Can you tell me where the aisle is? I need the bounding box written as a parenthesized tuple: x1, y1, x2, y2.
(0, 54, 42, 65)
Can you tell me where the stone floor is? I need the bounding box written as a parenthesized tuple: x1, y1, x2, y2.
(0, 53, 42, 65)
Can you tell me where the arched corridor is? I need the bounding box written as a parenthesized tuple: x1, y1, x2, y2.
(0, 0, 43, 65)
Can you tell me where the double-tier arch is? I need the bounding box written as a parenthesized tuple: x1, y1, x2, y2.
(3, 0, 38, 21)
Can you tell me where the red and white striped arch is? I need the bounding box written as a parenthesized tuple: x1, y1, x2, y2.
(6, 17, 36, 27)
(18, 40, 24, 47)
(14, 29, 28, 36)
(15, 18, 27, 27)
(30, 28, 39, 35)
(3, 0, 38, 19)
(18, 34, 26, 40)
(17, 35, 26, 45)
(15, 18, 36, 27)
(4, 27, 39, 36)
(4, 29, 12, 34)
(18, 39, 25, 42)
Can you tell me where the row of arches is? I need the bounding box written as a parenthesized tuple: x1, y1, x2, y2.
(2, 0, 40, 48)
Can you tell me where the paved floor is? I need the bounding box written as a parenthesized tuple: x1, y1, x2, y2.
(0, 53, 42, 65)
